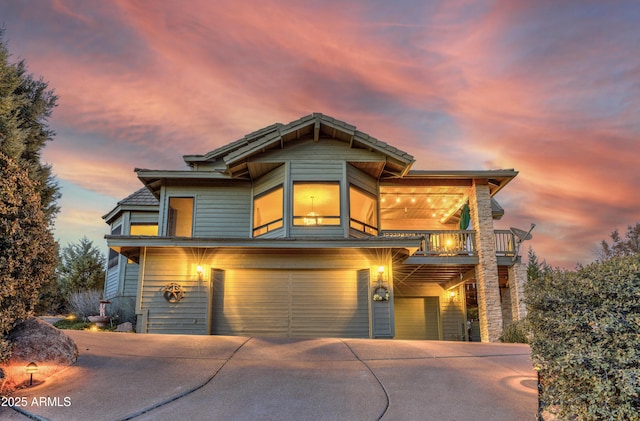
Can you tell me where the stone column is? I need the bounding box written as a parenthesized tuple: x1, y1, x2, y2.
(469, 180, 503, 342)
(508, 262, 527, 321)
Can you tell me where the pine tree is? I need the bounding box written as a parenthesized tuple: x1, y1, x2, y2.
(58, 237, 106, 295)
(0, 29, 60, 224)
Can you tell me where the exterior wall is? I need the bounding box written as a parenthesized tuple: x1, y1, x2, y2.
(104, 268, 119, 299)
(159, 185, 252, 238)
(123, 263, 139, 296)
(469, 180, 502, 342)
(137, 247, 211, 334)
(440, 284, 466, 341)
(252, 138, 384, 163)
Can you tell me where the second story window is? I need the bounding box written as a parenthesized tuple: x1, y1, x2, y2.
(293, 182, 340, 226)
(130, 224, 158, 236)
(349, 185, 378, 235)
(107, 225, 121, 269)
(167, 197, 193, 237)
(253, 186, 283, 236)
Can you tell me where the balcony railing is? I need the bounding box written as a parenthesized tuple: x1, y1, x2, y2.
(381, 230, 516, 257)
(382, 230, 475, 256)
(494, 230, 516, 256)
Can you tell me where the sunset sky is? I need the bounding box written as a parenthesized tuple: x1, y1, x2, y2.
(1, 0, 638, 268)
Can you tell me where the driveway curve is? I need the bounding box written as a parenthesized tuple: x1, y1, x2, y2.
(4, 331, 537, 421)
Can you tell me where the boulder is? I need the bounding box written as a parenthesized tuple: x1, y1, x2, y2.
(115, 322, 134, 332)
(1, 317, 78, 392)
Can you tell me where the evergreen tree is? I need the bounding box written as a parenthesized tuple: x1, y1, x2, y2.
(0, 153, 57, 361)
(526, 246, 550, 281)
(598, 222, 640, 259)
(0, 29, 60, 224)
(58, 237, 106, 295)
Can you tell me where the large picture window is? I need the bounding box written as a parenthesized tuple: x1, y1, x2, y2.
(253, 186, 283, 236)
(293, 182, 340, 226)
(349, 185, 378, 235)
(167, 197, 193, 237)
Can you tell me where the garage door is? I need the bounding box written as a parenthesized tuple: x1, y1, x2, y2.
(394, 297, 440, 340)
(212, 269, 369, 338)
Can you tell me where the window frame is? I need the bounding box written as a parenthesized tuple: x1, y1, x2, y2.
(292, 181, 341, 227)
(349, 184, 379, 235)
(129, 223, 159, 236)
(253, 185, 284, 237)
(167, 197, 194, 237)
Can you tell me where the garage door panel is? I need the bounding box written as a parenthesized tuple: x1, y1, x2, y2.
(213, 269, 369, 338)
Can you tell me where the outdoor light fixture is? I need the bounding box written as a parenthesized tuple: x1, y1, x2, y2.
(377, 266, 385, 280)
(26, 362, 38, 386)
(449, 291, 456, 302)
(196, 265, 204, 281)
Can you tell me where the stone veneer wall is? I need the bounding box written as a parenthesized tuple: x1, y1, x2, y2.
(469, 180, 503, 342)
(508, 262, 527, 322)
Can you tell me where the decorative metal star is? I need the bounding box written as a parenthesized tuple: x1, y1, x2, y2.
(162, 283, 184, 303)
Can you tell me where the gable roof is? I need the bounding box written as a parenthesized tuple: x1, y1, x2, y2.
(182, 113, 415, 179)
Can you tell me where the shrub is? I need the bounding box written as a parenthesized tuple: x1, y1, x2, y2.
(53, 319, 92, 330)
(107, 296, 137, 325)
(525, 256, 640, 419)
(66, 289, 102, 319)
(499, 320, 528, 343)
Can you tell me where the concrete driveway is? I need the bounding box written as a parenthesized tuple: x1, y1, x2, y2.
(4, 331, 537, 421)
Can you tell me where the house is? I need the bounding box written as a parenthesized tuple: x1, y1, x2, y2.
(103, 113, 527, 342)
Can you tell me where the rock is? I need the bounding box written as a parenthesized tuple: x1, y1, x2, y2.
(115, 322, 134, 332)
(1, 317, 78, 392)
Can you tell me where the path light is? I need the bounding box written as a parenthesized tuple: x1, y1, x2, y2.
(26, 362, 38, 386)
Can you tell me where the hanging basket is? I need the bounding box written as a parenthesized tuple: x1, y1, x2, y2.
(373, 286, 390, 302)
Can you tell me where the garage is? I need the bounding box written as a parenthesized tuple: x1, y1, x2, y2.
(212, 269, 370, 338)
(394, 297, 441, 340)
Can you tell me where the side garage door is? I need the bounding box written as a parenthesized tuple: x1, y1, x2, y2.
(394, 297, 440, 340)
(212, 269, 369, 338)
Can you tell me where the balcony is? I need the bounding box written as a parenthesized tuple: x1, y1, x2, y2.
(381, 230, 517, 262)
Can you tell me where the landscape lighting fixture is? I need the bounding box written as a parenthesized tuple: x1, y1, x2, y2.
(26, 362, 38, 386)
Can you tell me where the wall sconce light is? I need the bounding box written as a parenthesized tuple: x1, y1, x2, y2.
(196, 265, 203, 281)
(449, 290, 456, 302)
(377, 265, 385, 281)
(26, 362, 38, 386)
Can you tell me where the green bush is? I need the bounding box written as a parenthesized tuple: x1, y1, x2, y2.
(525, 256, 640, 419)
(499, 320, 528, 343)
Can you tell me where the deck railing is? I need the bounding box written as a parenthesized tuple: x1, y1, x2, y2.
(494, 230, 516, 256)
(381, 230, 475, 256)
(381, 230, 517, 257)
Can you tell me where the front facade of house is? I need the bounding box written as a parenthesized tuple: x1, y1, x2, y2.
(103, 113, 527, 342)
